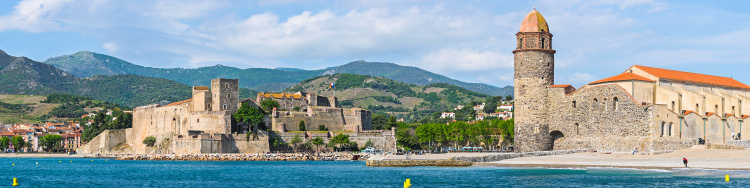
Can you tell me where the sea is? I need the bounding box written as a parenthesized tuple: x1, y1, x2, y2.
(1, 158, 748, 187)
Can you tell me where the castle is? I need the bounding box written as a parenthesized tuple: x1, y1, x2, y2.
(514, 9, 750, 152)
(80, 79, 394, 154)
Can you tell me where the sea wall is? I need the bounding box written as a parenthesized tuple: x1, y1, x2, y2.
(366, 160, 472, 167)
(79, 129, 130, 154)
(452, 149, 590, 163)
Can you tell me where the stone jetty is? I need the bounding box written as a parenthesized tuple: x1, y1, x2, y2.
(117, 153, 369, 161)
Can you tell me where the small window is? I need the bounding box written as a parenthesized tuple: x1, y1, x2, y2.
(575, 123, 579, 135)
(223, 104, 227, 110)
(715, 105, 719, 114)
(572, 101, 577, 108)
(696, 104, 700, 114)
(197, 119, 200, 123)
(225, 83, 228, 88)
(613, 97, 619, 111)
(604, 98, 608, 112)
(671, 101, 675, 111)
(541, 38, 545, 49)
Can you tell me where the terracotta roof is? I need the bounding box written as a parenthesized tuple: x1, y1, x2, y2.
(706, 112, 716, 117)
(259, 93, 304, 99)
(0, 132, 14, 136)
(590, 72, 654, 85)
(742, 115, 749, 119)
(633, 65, 750, 90)
(683, 110, 695, 116)
(725, 113, 734, 118)
(193, 86, 209, 90)
(520, 9, 549, 32)
(550, 84, 572, 88)
(165, 99, 192, 107)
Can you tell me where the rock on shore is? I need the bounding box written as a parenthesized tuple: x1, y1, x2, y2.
(116, 153, 369, 161)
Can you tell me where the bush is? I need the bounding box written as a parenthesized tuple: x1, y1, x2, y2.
(318, 125, 328, 131)
(143, 136, 156, 147)
(299, 120, 306, 131)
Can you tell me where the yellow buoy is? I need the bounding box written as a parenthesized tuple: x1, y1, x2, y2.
(70, 161, 72, 163)
(12, 178, 18, 186)
(12, 163, 14, 166)
(404, 179, 411, 188)
(59, 161, 61, 163)
(36, 162, 38, 164)
(726, 175, 730, 181)
(91, 160, 94, 161)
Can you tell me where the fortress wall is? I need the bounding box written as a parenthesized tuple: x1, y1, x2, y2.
(131, 103, 191, 154)
(79, 129, 130, 154)
(274, 108, 348, 131)
(187, 111, 231, 134)
(273, 130, 395, 151)
(547, 84, 656, 152)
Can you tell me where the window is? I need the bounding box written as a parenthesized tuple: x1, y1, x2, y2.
(197, 119, 200, 123)
(518, 38, 522, 49)
(223, 104, 227, 110)
(671, 101, 675, 111)
(668, 123, 673, 137)
(613, 97, 619, 111)
(572, 101, 577, 108)
(604, 98, 608, 112)
(575, 123, 579, 135)
(732, 106, 736, 115)
(225, 83, 228, 88)
(696, 104, 700, 114)
(541, 38, 545, 49)
(715, 105, 719, 114)
(660, 122, 665, 137)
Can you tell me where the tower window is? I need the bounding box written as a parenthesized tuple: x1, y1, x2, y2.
(518, 38, 523, 49)
(223, 104, 227, 110)
(541, 38, 546, 49)
(671, 101, 675, 111)
(696, 104, 700, 114)
(572, 101, 576, 108)
(225, 83, 228, 88)
(613, 97, 619, 111)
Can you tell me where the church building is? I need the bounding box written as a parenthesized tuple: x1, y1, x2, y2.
(513, 9, 750, 153)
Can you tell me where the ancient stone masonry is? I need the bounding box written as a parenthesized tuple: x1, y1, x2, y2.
(513, 9, 750, 153)
(79, 78, 387, 155)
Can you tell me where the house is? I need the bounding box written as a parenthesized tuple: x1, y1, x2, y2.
(497, 104, 514, 112)
(441, 112, 456, 119)
(476, 114, 485, 121)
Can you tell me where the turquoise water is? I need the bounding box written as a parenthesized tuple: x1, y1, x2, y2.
(1, 158, 747, 187)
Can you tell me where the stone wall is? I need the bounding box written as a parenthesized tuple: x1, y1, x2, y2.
(272, 107, 371, 132)
(366, 159, 472, 167)
(272, 129, 396, 152)
(513, 48, 555, 152)
(452, 149, 589, 163)
(78, 129, 130, 154)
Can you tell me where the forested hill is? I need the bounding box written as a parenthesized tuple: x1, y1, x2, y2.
(43, 51, 513, 96)
(0, 50, 258, 107)
(284, 74, 491, 122)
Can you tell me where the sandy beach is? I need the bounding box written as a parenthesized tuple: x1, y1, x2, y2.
(477, 146, 750, 170)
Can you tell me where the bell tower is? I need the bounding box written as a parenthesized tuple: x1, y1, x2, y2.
(513, 8, 555, 152)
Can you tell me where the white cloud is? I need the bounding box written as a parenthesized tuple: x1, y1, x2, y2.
(558, 73, 597, 88)
(421, 48, 513, 73)
(102, 42, 118, 52)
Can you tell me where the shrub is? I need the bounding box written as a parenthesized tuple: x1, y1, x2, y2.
(299, 120, 306, 131)
(143, 136, 156, 147)
(318, 125, 328, 131)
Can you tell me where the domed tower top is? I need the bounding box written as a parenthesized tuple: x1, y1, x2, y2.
(520, 8, 549, 33)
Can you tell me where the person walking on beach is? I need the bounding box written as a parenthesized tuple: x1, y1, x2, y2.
(683, 157, 688, 168)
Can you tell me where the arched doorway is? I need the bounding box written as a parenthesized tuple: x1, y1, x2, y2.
(550, 131, 564, 150)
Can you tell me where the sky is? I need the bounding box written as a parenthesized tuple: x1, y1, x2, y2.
(1, 0, 749, 89)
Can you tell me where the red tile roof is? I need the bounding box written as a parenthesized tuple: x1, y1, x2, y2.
(742, 115, 749, 119)
(706, 112, 716, 117)
(0, 132, 14, 137)
(193, 86, 209, 90)
(590, 72, 654, 85)
(633, 65, 750, 90)
(165, 99, 192, 107)
(683, 110, 695, 116)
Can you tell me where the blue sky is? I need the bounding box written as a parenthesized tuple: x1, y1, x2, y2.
(1, 0, 749, 89)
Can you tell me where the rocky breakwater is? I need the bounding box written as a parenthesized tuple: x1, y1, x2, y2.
(451, 149, 590, 163)
(117, 153, 369, 161)
(365, 155, 473, 167)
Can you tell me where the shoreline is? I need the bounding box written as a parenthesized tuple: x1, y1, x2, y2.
(0, 153, 115, 158)
(474, 163, 750, 171)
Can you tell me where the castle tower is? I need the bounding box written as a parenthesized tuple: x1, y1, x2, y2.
(211, 78, 239, 113)
(513, 8, 555, 152)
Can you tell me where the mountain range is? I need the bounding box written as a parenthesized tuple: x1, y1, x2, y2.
(43, 51, 513, 96)
(0, 49, 193, 107)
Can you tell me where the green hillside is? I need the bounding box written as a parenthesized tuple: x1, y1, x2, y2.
(285, 74, 491, 122)
(0, 49, 260, 108)
(43, 51, 513, 96)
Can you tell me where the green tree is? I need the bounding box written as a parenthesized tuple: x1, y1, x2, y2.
(387, 115, 397, 130)
(318, 125, 328, 131)
(10, 136, 25, 152)
(234, 103, 264, 132)
(363, 140, 374, 150)
(143, 136, 156, 147)
(260, 99, 280, 112)
(505, 95, 513, 101)
(299, 120, 306, 131)
(372, 113, 389, 130)
(0, 137, 9, 151)
(331, 133, 350, 151)
(290, 134, 303, 152)
(312, 137, 325, 154)
(41, 134, 63, 152)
